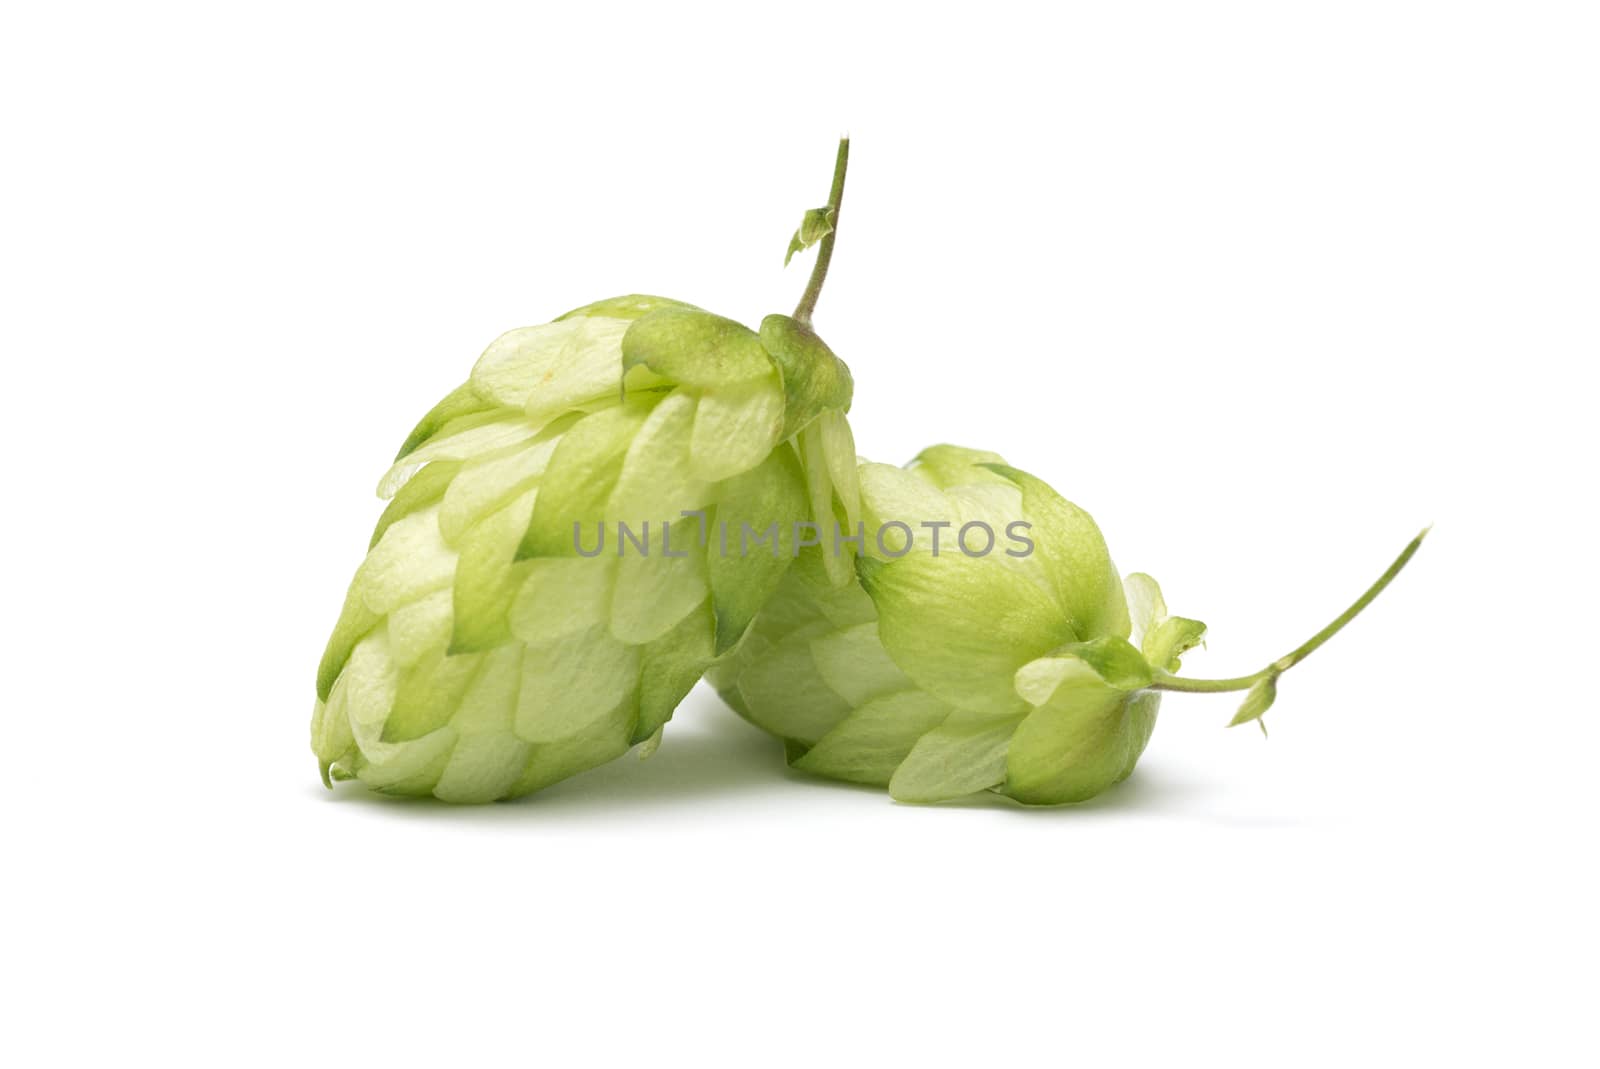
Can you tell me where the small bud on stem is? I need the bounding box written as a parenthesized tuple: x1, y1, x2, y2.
(791, 138, 850, 328)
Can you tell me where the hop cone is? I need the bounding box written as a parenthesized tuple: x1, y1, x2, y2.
(313, 295, 859, 801)
(709, 445, 1207, 805)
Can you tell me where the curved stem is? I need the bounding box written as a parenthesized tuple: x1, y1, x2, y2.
(792, 138, 850, 327)
(1150, 527, 1429, 694)
(1148, 670, 1264, 694)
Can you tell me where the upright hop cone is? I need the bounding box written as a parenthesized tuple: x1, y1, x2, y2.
(710, 446, 1425, 805)
(312, 143, 864, 801)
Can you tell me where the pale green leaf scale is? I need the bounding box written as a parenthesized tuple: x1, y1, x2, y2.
(470, 316, 632, 415)
(857, 461, 959, 558)
(808, 622, 908, 708)
(1144, 615, 1207, 674)
(1123, 572, 1168, 645)
(1122, 571, 1207, 672)
(513, 623, 640, 743)
(429, 645, 522, 746)
(449, 488, 536, 654)
(635, 601, 716, 742)
(734, 623, 854, 745)
(519, 397, 658, 559)
(356, 508, 456, 617)
(378, 415, 543, 500)
(385, 588, 453, 671)
(393, 382, 498, 461)
(508, 556, 616, 645)
(794, 690, 955, 786)
(817, 410, 860, 531)
(431, 733, 533, 804)
(1014, 655, 1104, 708)
(507, 696, 636, 797)
(310, 687, 354, 776)
(862, 550, 1070, 715)
(790, 549, 877, 630)
(688, 374, 785, 483)
(609, 517, 709, 645)
(757, 315, 853, 439)
(374, 760, 459, 798)
(980, 463, 1130, 642)
(936, 702, 1040, 731)
(1063, 636, 1155, 691)
(798, 422, 852, 587)
(605, 391, 712, 529)
(338, 637, 467, 795)
(1003, 681, 1137, 805)
(341, 632, 399, 732)
(369, 459, 459, 550)
(1120, 692, 1163, 782)
(384, 645, 482, 742)
(907, 444, 1009, 490)
(622, 308, 775, 389)
(353, 727, 459, 793)
(947, 481, 1048, 591)
(947, 482, 1023, 531)
(315, 581, 382, 702)
(705, 446, 809, 653)
(437, 433, 560, 545)
(376, 459, 428, 504)
(887, 717, 1022, 804)
(736, 554, 834, 641)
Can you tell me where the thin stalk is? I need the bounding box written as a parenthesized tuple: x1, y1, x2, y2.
(1151, 527, 1429, 694)
(793, 138, 850, 327)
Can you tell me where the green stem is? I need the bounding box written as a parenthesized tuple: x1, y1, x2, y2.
(1150, 527, 1429, 694)
(792, 138, 850, 327)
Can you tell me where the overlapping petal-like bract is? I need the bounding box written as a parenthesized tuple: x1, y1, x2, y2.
(709, 446, 1207, 805)
(312, 296, 859, 801)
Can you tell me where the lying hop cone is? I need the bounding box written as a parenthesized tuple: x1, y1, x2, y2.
(709, 446, 1424, 805)
(312, 142, 862, 801)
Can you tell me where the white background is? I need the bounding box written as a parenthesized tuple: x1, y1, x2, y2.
(5, 2, 1596, 1065)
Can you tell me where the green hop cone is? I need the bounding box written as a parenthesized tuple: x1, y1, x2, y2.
(312, 143, 865, 802)
(710, 446, 1425, 805)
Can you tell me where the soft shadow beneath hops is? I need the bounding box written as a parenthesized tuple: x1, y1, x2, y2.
(315, 691, 788, 815)
(915, 766, 1213, 813)
(312, 694, 1243, 819)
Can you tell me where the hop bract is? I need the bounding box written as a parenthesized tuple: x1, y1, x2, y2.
(312, 295, 858, 801)
(709, 445, 1206, 805)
